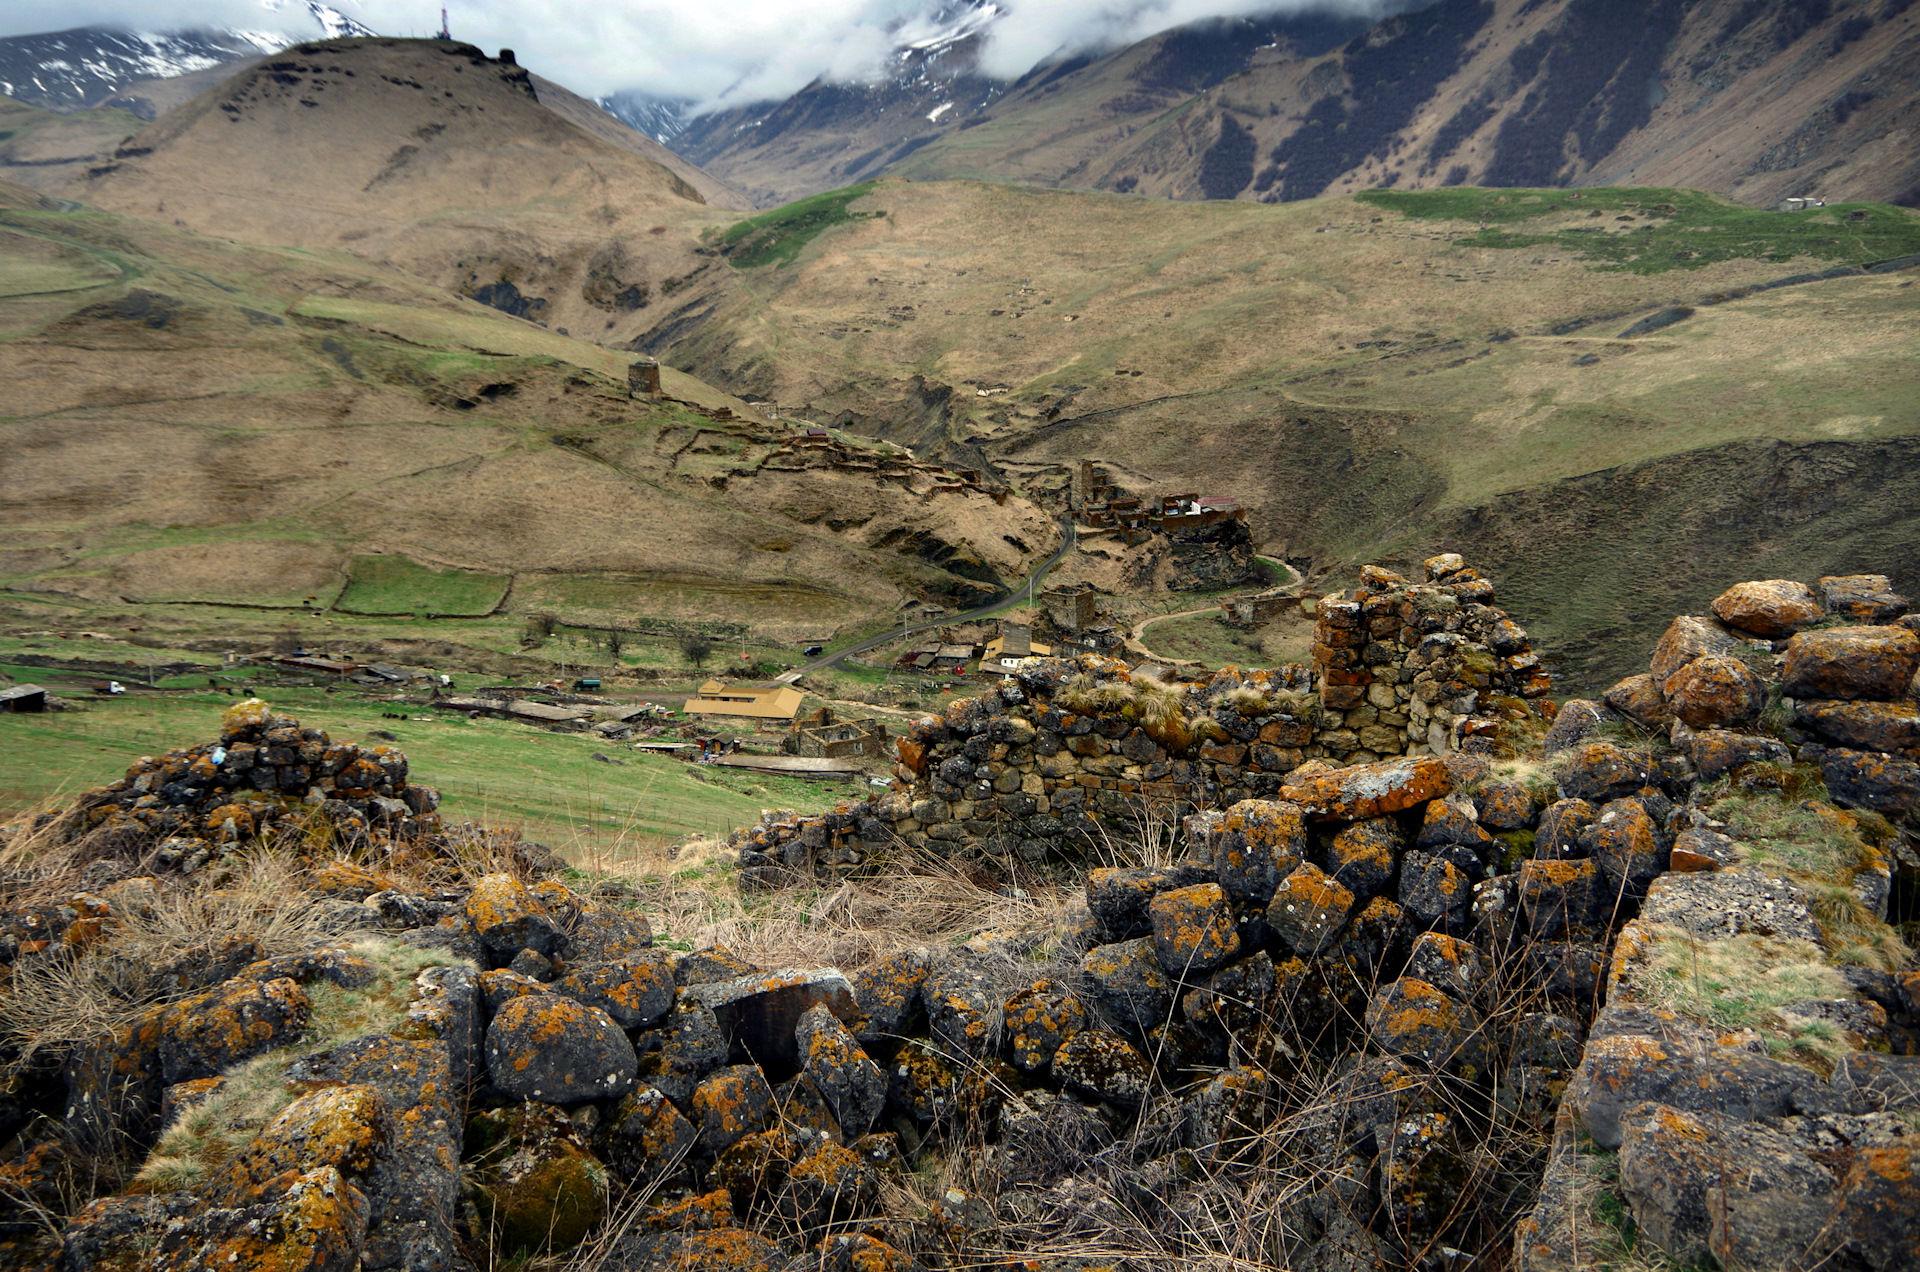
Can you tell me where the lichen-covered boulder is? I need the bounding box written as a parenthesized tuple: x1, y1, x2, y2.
(922, 961, 997, 1058)
(1405, 932, 1485, 1003)
(1711, 579, 1824, 637)
(467, 1103, 609, 1255)
(1557, 743, 1657, 804)
(1000, 980, 1088, 1074)
(1663, 653, 1765, 730)
(1366, 977, 1489, 1079)
(1269, 863, 1355, 957)
(1566, 1032, 1845, 1149)
(1618, 1101, 1838, 1270)
(160, 975, 311, 1084)
(637, 1002, 730, 1106)
(1052, 1029, 1150, 1108)
(1084, 865, 1211, 939)
(1325, 818, 1401, 898)
(1685, 729, 1791, 781)
(1079, 937, 1174, 1035)
(1518, 858, 1605, 938)
(465, 873, 563, 958)
(886, 1040, 957, 1123)
(562, 903, 652, 963)
(779, 1139, 879, 1232)
(690, 1064, 777, 1153)
(1650, 615, 1744, 688)
(599, 1084, 699, 1185)
(484, 993, 636, 1103)
(1587, 798, 1666, 902)
(1376, 1111, 1467, 1246)
(1474, 782, 1538, 832)
(204, 1084, 389, 1206)
(1148, 881, 1240, 975)
(1396, 851, 1472, 934)
(1281, 756, 1451, 820)
(1833, 1140, 1920, 1271)
(555, 952, 675, 1029)
(1212, 799, 1308, 905)
(1795, 699, 1920, 754)
(1783, 626, 1920, 701)
(816, 1232, 922, 1271)
(714, 1126, 799, 1208)
(1821, 748, 1920, 817)
(1669, 827, 1738, 873)
(1603, 673, 1674, 731)
(1542, 700, 1612, 754)
(796, 1004, 886, 1140)
(849, 948, 927, 1046)
(1816, 574, 1909, 623)
(1534, 798, 1596, 859)
(142, 1166, 370, 1272)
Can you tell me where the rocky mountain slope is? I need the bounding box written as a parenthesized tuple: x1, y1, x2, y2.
(668, 3, 1368, 209)
(674, 0, 1920, 211)
(0, 4, 373, 112)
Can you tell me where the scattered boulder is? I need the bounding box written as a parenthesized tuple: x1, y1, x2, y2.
(1268, 863, 1354, 957)
(1782, 626, 1920, 701)
(1281, 755, 1452, 820)
(484, 994, 636, 1104)
(1148, 881, 1241, 974)
(796, 1004, 886, 1140)
(1711, 579, 1823, 637)
(1663, 653, 1765, 730)
(1816, 574, 1909, 623)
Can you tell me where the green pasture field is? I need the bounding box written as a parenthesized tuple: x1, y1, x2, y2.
(0, 682, 843, 859)
(1357, 187, 1920, 274)
(720, 182, 884, 268)
(335, 556, 511, 618)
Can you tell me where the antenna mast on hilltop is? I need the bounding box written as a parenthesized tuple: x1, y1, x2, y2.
(437, 7, 452, 39)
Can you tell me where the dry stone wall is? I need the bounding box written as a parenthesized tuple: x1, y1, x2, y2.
(734, 555, 1552, 886)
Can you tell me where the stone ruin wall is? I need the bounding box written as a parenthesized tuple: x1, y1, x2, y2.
(732, 554, 1552, 886)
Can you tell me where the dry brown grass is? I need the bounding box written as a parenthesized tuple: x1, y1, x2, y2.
(0, 840, 347, 1073)
(594, 835, 1077, 974)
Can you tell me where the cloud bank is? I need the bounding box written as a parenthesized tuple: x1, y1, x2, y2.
(0, 0, 1414, 110)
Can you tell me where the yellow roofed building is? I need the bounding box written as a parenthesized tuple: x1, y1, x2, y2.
(686, 681, 806, 720)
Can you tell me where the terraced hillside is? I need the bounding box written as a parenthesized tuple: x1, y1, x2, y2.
(0, 185, 1060, 645)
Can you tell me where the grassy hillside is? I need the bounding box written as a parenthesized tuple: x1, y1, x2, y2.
(0, 191, 1059, 665)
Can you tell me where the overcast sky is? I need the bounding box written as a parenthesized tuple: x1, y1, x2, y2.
(0, 0, 1411, 109)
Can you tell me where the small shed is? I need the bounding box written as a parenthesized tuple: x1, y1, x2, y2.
(0, 684, 49, 713)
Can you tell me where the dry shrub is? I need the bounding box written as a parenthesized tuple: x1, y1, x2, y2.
(0, 844, 345, 1073)
(0, 798, 161, 909)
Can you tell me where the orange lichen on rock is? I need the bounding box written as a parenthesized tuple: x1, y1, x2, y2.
(1282, 755, 1451, 820)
